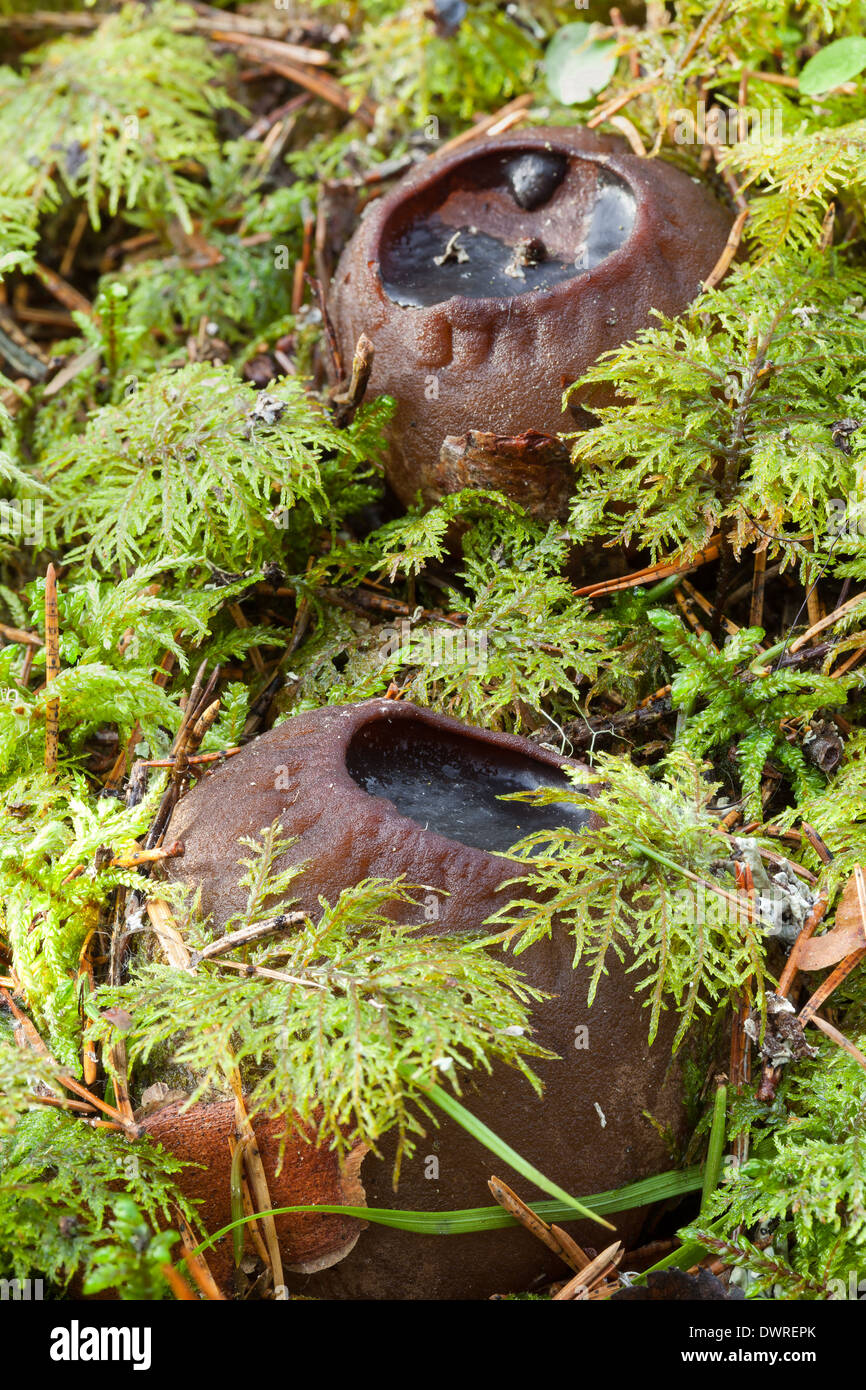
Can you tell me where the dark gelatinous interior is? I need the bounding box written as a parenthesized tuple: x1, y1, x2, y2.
(380, 149, 636, 308)
(504, 151, 567, 210)
(584, 181, 636, 267)
(346, 719, 592, 854)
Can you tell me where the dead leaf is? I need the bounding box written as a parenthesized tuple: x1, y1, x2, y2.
(798, 866, 866, 970)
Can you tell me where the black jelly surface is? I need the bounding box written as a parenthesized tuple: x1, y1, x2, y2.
(380, 156, 636, 307)
(346, 719, 592, 854)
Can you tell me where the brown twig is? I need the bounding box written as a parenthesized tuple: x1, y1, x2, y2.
(574, 538, 721, 598)
(610, 7, 640, 79)
(436, 94, 533, 157)
(587, 72, 663, 129)
(188, 912, 307, 966)
(560, 691, 674, 750)
(145, 899, 192, 971)
(0, 621, 42, 647)
(33, 261, 94, 319)
(23, 1092, 97, 1115)
(740, 69, 799, 90)
(675, 585, 712, 641)
(607, 114, 647, 156)
(730, 865, 754, 1164)
(202, 957, 327, 991)
(800, 822, 833, 866)
(798, 947, 866, 1028)
(308, 274, 342, 384)
(109, 843, 185, 869)
(134, 900, 288, 1293)
(702, 208, 749, 291)
(138, 748, 240, 769)
(749, 545, 767, 628)
(144, 663, 221, 850)
(805, 564, 824, 644)
(704, 106, 750, 216)
(240, 1171, 272, 1268)
(0, 305, 50, 379)
(228, 602, 264, 673)
(243, 92, 310, 143)
(78, 930, 99, 1086)
(3, 987, 139, 1131)
(789, 592, 864, 653)
(487, 1176, 590, 1274)
(176, 1211, 226, 1300)
(777, 891, 830, 1000)
(160, 1264, 199, 1301)
(227, 1073, 286, 1298)
(679, 0, 729, 67)
(208, 30, 331, 66)
(552, 1242, 623, 1300)
(266, 59, 376, 127)
(808, 1013, 866, 1073)
(292, 204, 315, 314)
(681, 577, 750, 642)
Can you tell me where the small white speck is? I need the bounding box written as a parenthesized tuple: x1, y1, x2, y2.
(500, 1026, 525, 1037)
(594, 1102, 607, 1128)
(433, 1057, 454, 1071)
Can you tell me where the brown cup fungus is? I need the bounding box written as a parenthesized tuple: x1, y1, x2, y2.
(329, 126, 733, 519)
(139, 1104, 367, 1291)
(158, 700, 687, 1299)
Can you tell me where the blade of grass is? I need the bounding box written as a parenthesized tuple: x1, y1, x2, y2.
(700, 1083, 727, 1213)
(398, 1068, 613, 1227)
(633, 1082, 728, 1283)
(189, 1166, 703, 1258)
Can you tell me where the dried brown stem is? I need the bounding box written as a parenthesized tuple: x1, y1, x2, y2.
(188, 912, 307, 966)
(488, 1175, 590, 1274)
(702, 208, 749, 291)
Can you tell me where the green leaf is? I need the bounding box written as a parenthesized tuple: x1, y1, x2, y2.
(799, 38, 866, 95)
(544, 23, 618, 106)
(700, 1083, 728, 1215)
(189, 1166, 703, 1254)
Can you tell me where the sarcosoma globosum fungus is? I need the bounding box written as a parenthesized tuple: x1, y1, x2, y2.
(157, 700, 688, 1300)
(329, 126, 734, 519)
(138, 1104, 367, 1292)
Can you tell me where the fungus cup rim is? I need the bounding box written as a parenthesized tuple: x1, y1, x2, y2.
(368, 128, 654, 318)
(333, 697, 600, 865)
